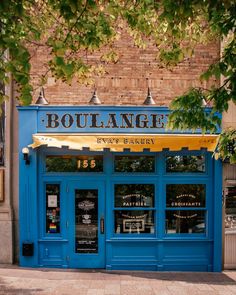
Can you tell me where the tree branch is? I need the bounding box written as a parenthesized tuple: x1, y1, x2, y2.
(64, 0, 88, 43)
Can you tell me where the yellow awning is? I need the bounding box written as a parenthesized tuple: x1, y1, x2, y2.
(29, 133, 219, 152)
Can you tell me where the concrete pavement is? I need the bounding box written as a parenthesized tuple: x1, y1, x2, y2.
(1, 265, 236, 294)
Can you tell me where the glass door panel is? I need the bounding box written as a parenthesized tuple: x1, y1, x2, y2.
(75, 189, 98, 253)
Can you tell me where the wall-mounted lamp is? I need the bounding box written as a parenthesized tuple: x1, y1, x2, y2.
(35, 87, 49, 105)
(89, 89, 101, 105)
(143, 87, 156, 105)
(22, 147, 30, 165)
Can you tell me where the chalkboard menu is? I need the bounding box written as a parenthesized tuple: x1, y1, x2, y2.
(75, 189, 98, 253)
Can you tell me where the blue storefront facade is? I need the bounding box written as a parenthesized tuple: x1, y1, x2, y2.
(18, 106, 222, 271)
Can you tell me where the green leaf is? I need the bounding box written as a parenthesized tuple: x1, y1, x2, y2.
(55, 56, 65, 66)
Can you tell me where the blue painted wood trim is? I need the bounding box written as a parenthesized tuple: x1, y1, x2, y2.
(18, 110, 38, 266)
(213, 158, 223, 271)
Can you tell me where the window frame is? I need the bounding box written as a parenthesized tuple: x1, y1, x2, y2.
(41, 148, 105, 176)
(164, 151, 209, 176)
(162, 150, 212, 238)
(163, 181, 209, 237)
(45, 154, 104, 173)
(112, 181, 156, 237)
(113, 154, 156, 174)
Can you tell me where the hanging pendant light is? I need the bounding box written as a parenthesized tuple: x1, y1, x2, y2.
(35, 87, 49, 105)
(89, 89, 101, 105)
(143, 87, 156, 105)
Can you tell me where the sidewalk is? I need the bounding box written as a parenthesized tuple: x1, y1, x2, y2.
(1, 265, 236, 295)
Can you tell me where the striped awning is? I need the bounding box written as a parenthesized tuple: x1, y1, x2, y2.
(29, 133, 219, 152)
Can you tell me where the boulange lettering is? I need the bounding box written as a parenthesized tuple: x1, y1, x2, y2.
(45, 112, 168, 129)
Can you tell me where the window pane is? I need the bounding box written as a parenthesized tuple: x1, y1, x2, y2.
(166, 155, 205, 173)
(75, 189, 98, 253)
(115, 156, 155, 172)
(115, 210, 154, 234)
(46, 184, 60, 234)
(115, 184, 154, 207)
(166, 210, 205, 234)
(0, 102, 5, 166)
(46, 155, 103, 172)
(225, 186, 236, 231)
(166, 184, 206, 208)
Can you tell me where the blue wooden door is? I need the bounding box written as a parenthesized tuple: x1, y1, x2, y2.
(67, 180, 105, 268)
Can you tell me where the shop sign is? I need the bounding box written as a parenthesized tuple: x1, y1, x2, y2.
(30, 133, 219, 152)
(38, 109, 169, 133)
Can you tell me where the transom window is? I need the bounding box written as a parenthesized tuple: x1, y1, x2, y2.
(46, 155, 103, 172)
(166, 155, 205, 173)
(114, 156, 155, 173)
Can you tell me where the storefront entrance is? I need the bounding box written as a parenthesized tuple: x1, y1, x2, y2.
(68, 181, 105, 268)
(18, 106, 222, 272)
(37, 149, 221, 271)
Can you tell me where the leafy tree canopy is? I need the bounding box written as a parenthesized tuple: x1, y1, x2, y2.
(0, 0, 236, 161)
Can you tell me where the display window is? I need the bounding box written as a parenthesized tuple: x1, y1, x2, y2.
(114, 184, 155, 234)
(165, 184, 206, 234)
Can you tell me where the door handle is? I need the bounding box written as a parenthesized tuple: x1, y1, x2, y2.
(100, 217, 104, 234)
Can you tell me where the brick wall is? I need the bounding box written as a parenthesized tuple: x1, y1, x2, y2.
(29, 31, 220, 106)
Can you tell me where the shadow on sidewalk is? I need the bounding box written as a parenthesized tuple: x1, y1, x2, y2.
(0, 277, 43, 295)
(1, 264, 236, 287)
(105, 270, 236, 284)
